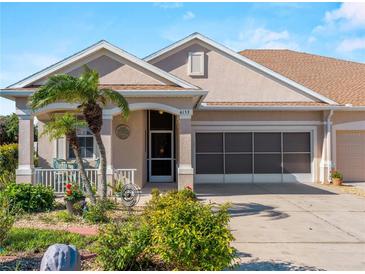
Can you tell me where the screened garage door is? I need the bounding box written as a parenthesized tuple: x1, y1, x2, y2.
(195, 132, 312, 183)
(336, 131, 365, 182)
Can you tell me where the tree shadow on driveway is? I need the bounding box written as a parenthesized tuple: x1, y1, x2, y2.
(233, 259, 324, 271)
(227, 202, 289, 220)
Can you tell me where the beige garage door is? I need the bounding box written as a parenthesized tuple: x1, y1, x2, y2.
(336, 131, 365, 182)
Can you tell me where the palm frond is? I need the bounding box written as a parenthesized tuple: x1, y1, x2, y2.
(41, 113, 87, 140)
(99, 88, 130, 118)
(29, 74, 80, 110)
(79, 65, 100, 100)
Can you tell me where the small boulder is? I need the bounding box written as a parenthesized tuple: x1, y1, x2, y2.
(40, 244, 81, 271)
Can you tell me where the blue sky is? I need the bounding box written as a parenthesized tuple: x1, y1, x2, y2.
(1, 2, 365, 115)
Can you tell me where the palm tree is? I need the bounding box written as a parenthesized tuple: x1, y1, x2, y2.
(41, 113, 96, 204)
(30, 66, 129, 199)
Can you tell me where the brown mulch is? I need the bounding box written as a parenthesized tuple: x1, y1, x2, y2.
(13, 205, 144, 236)
(0, 250, 98, 271)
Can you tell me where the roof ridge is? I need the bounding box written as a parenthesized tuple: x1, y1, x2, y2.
(240, 49, 365, 66)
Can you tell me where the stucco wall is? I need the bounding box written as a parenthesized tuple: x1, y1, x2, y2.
(153, 42, 317, 103)
(192, 110, 322, 121)
(68, 55, 163, 85)
(32, 49, 170, 86)
(37, 120, 54, 168)
(333, 111, 365, 128)
(112, 110, 147, 188)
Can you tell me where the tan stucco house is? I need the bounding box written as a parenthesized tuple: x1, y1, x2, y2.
(1, 33, 365, 192)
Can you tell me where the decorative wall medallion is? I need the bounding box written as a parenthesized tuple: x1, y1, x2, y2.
(115, 124, 130, 140)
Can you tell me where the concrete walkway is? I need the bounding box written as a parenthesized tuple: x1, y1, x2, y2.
(195, 183, 365, 271)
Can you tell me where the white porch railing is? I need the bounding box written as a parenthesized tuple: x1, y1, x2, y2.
(114, 169, 136, 184)
(34, 168, 136, 195)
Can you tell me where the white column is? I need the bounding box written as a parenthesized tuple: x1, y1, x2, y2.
(98, 114, 114, 194)
(16, 114, 34, 184)
(320, 110, 334, 184)
(177, 109, 194, 190)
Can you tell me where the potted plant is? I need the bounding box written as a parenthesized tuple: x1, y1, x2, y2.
(331, 170, 343, 186)
(64, 183, 85, 215)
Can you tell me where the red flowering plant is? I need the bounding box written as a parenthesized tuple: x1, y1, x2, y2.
(64, 183, 85, 202)
(182, 184, 196, 200)
(185, 185, 192, 191)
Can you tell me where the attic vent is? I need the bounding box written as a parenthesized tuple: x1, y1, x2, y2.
(188, 52, 205, 76)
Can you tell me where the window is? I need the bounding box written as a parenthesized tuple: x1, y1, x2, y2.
(188, 52, 205, 76)
(68, 128, 94, 159)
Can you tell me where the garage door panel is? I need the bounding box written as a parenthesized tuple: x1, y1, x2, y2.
(336, 131, 365, 182)
(195, 131, 312, 183)
(196, 133, 223, 153)
(254, 133, 281, 152)
(283, 154, 311, 173)
(283, 132, 310, 152)
(225, 133, 252, 152)
(225, 154, 252, 174)
(254, 154, 282, 174)
(196, 154, 223, 174)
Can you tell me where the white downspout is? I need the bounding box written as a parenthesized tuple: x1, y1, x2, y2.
(326, 110, 334, 183)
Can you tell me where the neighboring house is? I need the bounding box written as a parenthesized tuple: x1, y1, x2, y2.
(1, 33, 365, 191)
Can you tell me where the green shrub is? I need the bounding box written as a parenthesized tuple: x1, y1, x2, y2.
(0, 144, 18, 189)
(101, 198, 118, 210)
(83, 201, 109, 224)
(96, 189, 236, 271)
(0, 114, 18, 145)
(0, 183, 55, 213)
(0, 197, 16, 246)
(146, 190, 236, 271)
(96, 218, 151, 270)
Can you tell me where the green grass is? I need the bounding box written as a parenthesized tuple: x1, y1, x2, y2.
(1, 227, 97, 255)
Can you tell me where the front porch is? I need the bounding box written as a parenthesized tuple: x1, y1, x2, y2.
(16, 99, 196, 193)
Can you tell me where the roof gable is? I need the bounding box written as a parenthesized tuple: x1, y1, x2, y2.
(152, 42, 319, 104)
(8, 40, 198, 89)
(145, 33, 338, 105)
(240, 49, 365, 106)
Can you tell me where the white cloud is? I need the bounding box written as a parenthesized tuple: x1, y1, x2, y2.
(315, 3, 365, 33)
(226, 27, 299, 50)
(153, 2, 183, 9)
(183, 11, 195, 21)
(337, 37, 365, 53)
(325, 3, 365, 29)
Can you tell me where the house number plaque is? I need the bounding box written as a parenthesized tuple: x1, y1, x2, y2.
(115, 124, 130, 140)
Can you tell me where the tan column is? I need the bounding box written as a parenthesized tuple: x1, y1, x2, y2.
(98, 115, 114, 195)
(177, 109, 194, 190)
(16, 114, 34, 184)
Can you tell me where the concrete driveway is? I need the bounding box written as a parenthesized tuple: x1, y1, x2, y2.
(196, 183, 365, 271)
